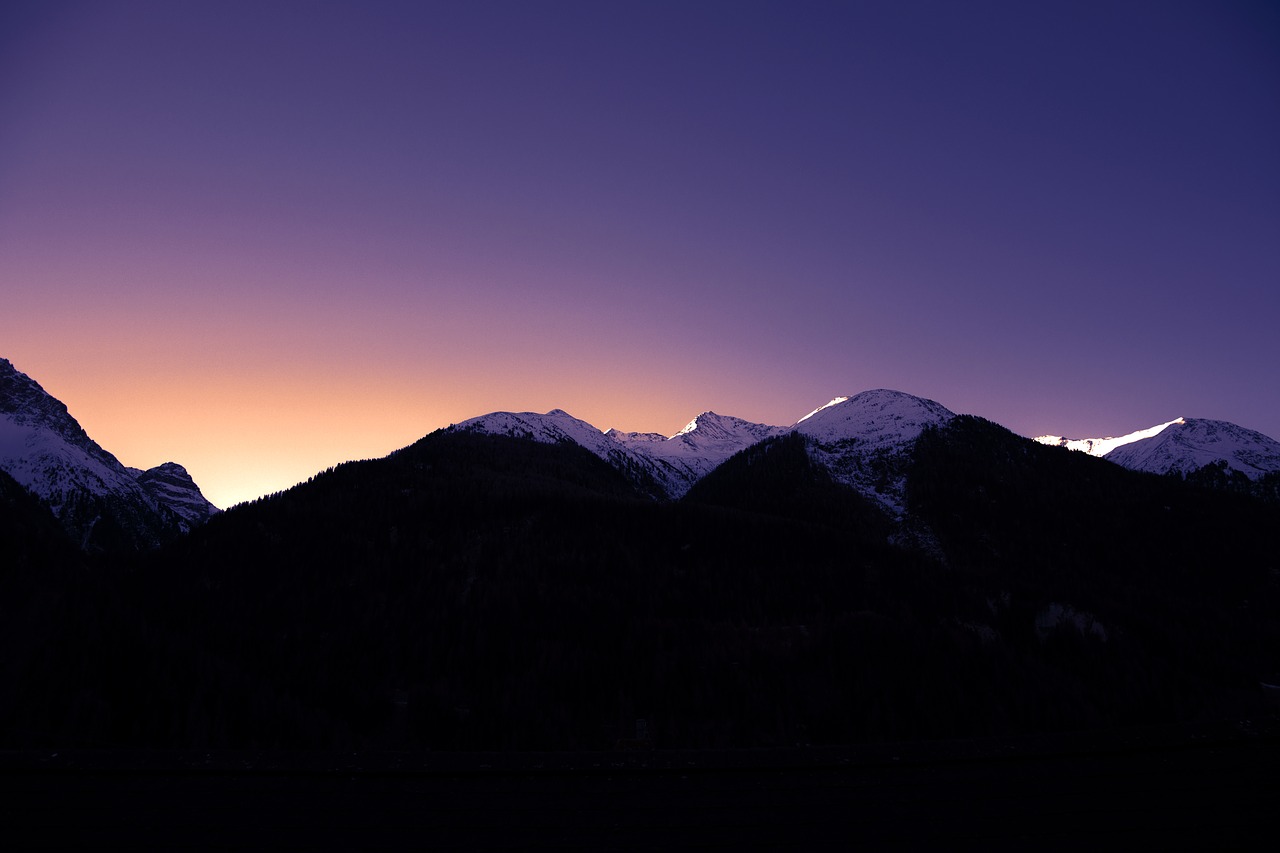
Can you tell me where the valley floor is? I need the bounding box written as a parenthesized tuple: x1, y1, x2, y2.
(4, 718, 1277, 850)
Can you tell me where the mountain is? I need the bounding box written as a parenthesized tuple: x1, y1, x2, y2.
(790, 389, 956, 516)
(0, 358, 217, 550)
(7, 365, 1280, 753)
(1035, 417, 1280, 481)
(130, 462, 219, 528)
(450, 407, 784, 499)
(449, 390, 959, 508)
(1034, 418, 1183, 458)
(610, 411, 786, 497)
(7, 411, 1277, 753)
(1104, 418, 1280, 480)
(448, 408, 671, 499)
(450, 408, 620, 456)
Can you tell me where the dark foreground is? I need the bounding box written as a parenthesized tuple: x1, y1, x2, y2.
(5, 720, 1278, 850)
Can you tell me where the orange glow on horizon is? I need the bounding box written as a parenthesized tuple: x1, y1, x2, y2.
(4, 342, 828, 510)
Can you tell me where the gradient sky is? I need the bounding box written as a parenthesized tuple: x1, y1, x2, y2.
(3, 0, 1278, 509)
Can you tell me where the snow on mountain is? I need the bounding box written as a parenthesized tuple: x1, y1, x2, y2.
(633, 412, 787, 496)
(1033, 419, 1182, 458)
(605, 429, 668, 445)
(0, 402, 138, 523)
(674, 412, 782, 446)
(1035, 417, 1280, 480)
(791, 390, 956, 516)
(793, 390, 955, 448)
(449, 408, 672, 499)
(130, 462, 220, 528)
(448, 391, 962, 507)
(451, 408, 620, 459)
(450, 408, 783, 499)
(0, 357, 216, 548)
(0, 360, 128, 503)
(1103, 418, 1280, 480)
(794, 396, 852, 425)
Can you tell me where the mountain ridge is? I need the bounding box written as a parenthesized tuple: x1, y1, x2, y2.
(13, 403, 1273, 752)
(4, 366, 1280, 752)
(1035, 416, 1280, 481)
(6, 354, 1279, 535)
(451, 390, 1280, 506)
(449, 389, 960, 512)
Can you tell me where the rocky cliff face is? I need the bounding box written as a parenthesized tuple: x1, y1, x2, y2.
(131, 462, 219, 530)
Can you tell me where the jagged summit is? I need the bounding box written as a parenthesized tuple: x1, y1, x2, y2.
(639, 411, 785, 496)
(673, 411, 782, 442)
(0, 357, 123, 472)
(131, 462, 220, 528)
(677, 411, 746, 437)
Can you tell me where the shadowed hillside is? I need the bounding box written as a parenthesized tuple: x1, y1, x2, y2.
(1, 426, 1277, 750)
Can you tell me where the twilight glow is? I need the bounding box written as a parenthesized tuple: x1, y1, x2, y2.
(2, 1, 1277, 509)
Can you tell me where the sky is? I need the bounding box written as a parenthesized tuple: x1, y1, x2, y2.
(2, 0, 1278, 509)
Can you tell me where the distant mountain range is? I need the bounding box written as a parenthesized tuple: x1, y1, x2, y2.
(0, 358, 217, 550)
(454, 391, 1280, 512)
(4, 354, 1279, 552)
(4, 356, 1280, 752)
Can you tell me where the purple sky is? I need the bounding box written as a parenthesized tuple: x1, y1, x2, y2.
(2, 0, 1278, 508)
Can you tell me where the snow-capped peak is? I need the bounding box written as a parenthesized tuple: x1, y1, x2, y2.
(645, 412, 783, 471)
(673, 411, 781, 443)
(789, 389, 957, 518)
(1103, 417, 1280, 480)
(1034, 416, 1280, 480)
(450, 408, 616, 458)
(449, 406, 783, 500)
(791, 389, 955, 449)
(676, 415, 705, 437)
